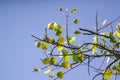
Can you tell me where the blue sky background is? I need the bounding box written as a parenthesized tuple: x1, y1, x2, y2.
(0, 0, 120, 80)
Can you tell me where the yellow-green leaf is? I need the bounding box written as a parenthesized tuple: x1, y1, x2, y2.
(33, 68, 41, 72)
(55, 31, 62, 36)
(35, 42, 48, 50)
(44, 69, 51, 74)
(57, 37, 64, 45)
(102, 19, 107, 26)
(62, 61, 70, 69)
(103, 69, 113, 79)
(116, 31, 120, 37)
(58, 7, 63, 12)
(50, 57, 57, 65)
(74, 19, 80, 24)
(57, 25, 63, 31)
(74, 30, 81, 34)
(69, 36, 76, 43)
(91, 44, 97, 51)
(72, 53, 84, 63)
(116, 24, 120, 32)
(57, 71, 64, 79)
(57, 45, 63, 51)
(42, 58, 50, 65)
(48, 22, 57, 30)
(71, 8, 77, 13)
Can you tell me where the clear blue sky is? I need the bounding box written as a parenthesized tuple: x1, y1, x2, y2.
(0, 0, 120, 80)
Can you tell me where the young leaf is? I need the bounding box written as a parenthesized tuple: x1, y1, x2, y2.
(103, 69, 113, 79)
(74, 19, 80, 24)
(62, 61, 70, 69)
(55, 31, 62, 36)
(57, 71, 64, 79)
(33, 68, 41, 72)
(44, 69, 51, 74)
(72, 53, 84, 63)
(116, 31, 120, 37)
(116, 24, 120, 32)
(102, 19, 107, 26)
(58, 7, 63, 12)
(42, 58, 50, 65)
(48, 22, 57, 30)
(71, 8, 77, 13)
(35, 42, 48, 50)
(50, 57, 57, 65)
(69, 36, 76, 43)
(57, 37, 65, 45)
(74, 30, 81, 35)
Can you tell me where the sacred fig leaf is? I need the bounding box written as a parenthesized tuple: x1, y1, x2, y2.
(71, 8, 77, 13)
(55, 31, 62, 36)
(74, 30, 81, 34)
(57, 37, 65, 45)
(69, 36, 76, 43)
(33, 68, 41, 72)
(58, 7, 63, 12)
(57, 25, 63, 31)
(35, 42, 49, 50)
(102, 19, 107, 26)
(57, 45, 63, 51)
(62, 61, 70, 69)
(44, 69, 51, 74)
(116, 31, 120, 37)
(50, 57, 57, 65)
(72, 53, 84, 63)
(62, 49, 70, 61)
(48, 22, 57, 30)
(74, 19, 80, 24)
(103, 69, 113, 79)
(42, 58, 50, 65)
(57, 71, 64, 79)
(45, 37, 55, 43)
(116, 24, 120, 32)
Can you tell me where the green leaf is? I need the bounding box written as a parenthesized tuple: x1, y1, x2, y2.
(91, 44, 97, 51)
(62, 61, 70, 69)
(57, 71, 64, 79)
(35, 42, 49, 50)
(55, 31, 62, 36)
(102, 19, 107, 26)
(71, 8, 77, 13)
(69, 36, 76, 43)
(72, 53, 84, 63)
(50, 57, 57, 65)
(57, 45, 63, 51)
(48, 22, 58, 30)
(57, 37, 65, 45)
(57, 37, 65, 51)
(42, 58, 50, 65)
(116, 31, 120, 37)
(45, 37, 55, 43)
(103, 69, 113, 79)
(116, 24, 120, 32)
(44, 69, 51, 74)
(74, 19, 80, 24)
(33, 68, 41, 72)
(57, 25, 63, 31)
(58, 7, 63, 12)
(74, 30, 81, 34)
(62, 49, 70, 61)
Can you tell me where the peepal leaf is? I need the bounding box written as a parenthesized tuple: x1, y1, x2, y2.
(71, 8, 77, 13)
(102, 19, 107, 26)
(74, 19, 80, 24)
(103, 69, 113, 79)
(57, 71, 64, 79)
(74, 30, 81, 34)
